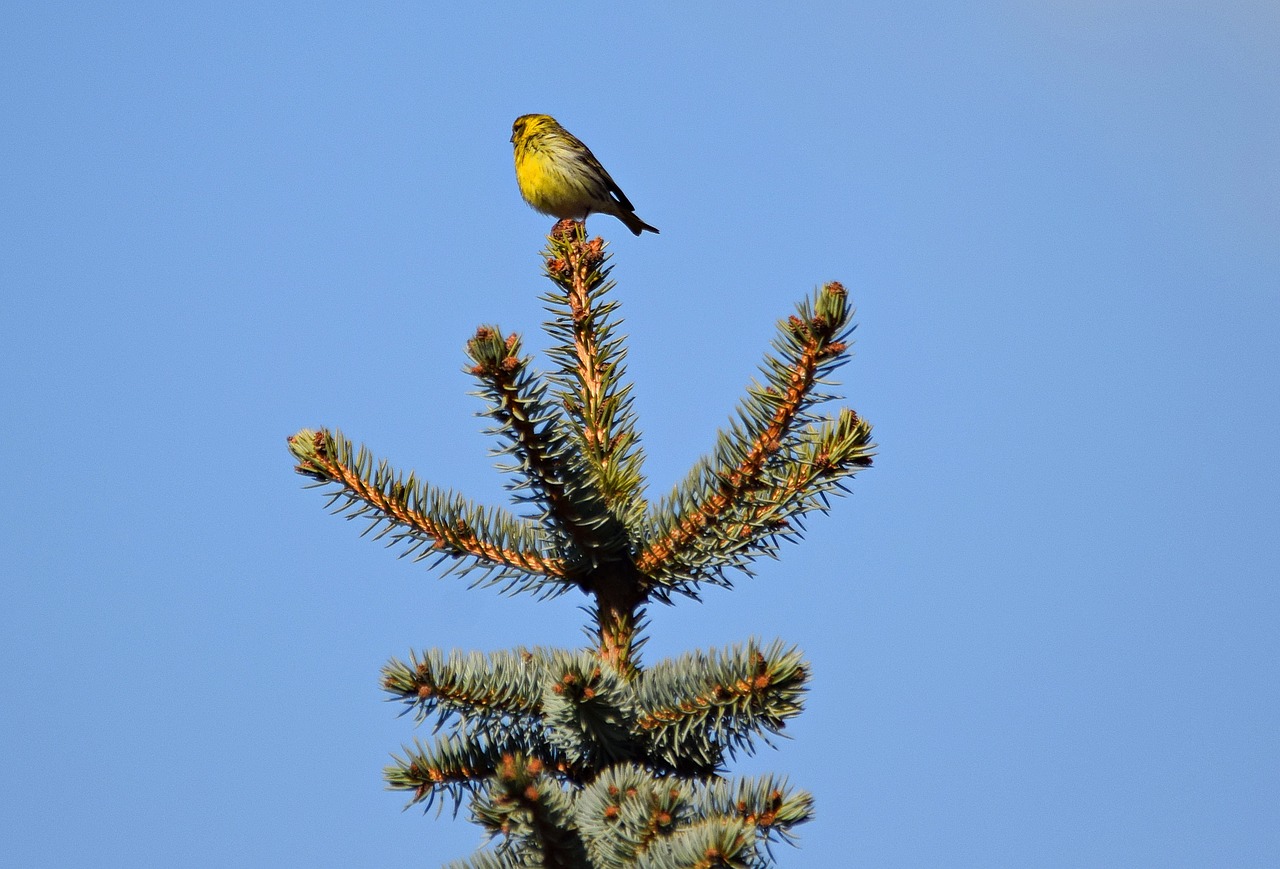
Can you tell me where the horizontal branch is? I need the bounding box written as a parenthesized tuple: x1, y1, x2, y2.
(693, 774, 813, 844)
(288, 428, 577, 592)
(636, 641, 809, 766)
(388, 736, 582, 811)
(632, 818, 756, 869)
(382, 647, 548, 725)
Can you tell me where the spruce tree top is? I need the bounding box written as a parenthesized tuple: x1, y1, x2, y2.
(287, 222, 874, 867)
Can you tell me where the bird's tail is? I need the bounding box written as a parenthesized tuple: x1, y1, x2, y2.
(619, 210, 659, 236)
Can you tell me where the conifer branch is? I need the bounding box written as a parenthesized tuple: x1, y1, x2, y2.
(637, 641, 808, 768)
(287, 428, 572, 592)
(693, 775, 813, 845)
(466, 326, 626, 567)
(625, 777, 812, 868)
(385, 733, 500, 814)
(388, 735, 584, 811)
(541, 653, 639, 767)
(479, 232, 655, 674)
(541, 223, 647, 536)
(381, 648, 548, 726)
(713, 408, 875, 561)
(470, 754, 591, 868)
(638, 283, 873, 589)
(445, 850, 535, 869)
(631, 818, 756, 869)
(573, 764, 691, 866)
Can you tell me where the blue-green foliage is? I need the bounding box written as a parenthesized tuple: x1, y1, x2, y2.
(289, 228, 873, 866)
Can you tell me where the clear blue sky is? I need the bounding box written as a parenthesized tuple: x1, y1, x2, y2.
(3, 3, 1277, 866)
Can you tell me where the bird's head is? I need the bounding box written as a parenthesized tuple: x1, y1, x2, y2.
(511, 114, 558, 144)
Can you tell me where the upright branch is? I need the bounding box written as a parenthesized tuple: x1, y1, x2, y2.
(541, 221, 652, 674)
(466, 327, 616, 576)
(555, 227, 619, 465)
(542, 222, 648, 537)
(637, 282, 874, 592)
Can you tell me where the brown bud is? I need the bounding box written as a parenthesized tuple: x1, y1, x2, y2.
(499, 754, 517, 781)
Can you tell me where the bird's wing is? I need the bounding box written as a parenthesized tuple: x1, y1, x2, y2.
(604, 173, 635, 213)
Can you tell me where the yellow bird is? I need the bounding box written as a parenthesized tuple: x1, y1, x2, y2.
(511, 114, 658, 236)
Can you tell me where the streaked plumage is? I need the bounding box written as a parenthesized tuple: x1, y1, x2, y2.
(511, 114, 658, 236)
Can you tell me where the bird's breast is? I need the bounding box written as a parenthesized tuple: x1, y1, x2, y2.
(515, 146, 594, 219)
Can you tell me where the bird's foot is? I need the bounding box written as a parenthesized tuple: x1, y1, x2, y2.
(551, 218, 584, 241)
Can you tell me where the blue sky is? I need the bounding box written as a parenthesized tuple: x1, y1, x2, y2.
(3, 3, 1277, 866)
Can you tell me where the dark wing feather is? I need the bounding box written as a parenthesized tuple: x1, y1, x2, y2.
(604, 174, 636, 213)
